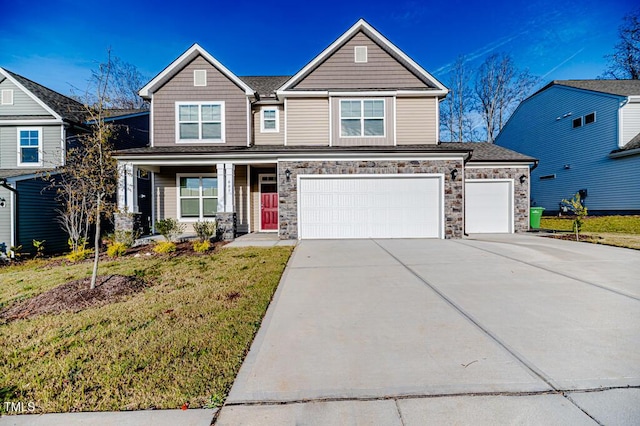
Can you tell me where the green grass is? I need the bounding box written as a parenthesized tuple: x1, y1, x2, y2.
(0, 246, 293, 413)
(540, 215, 640, 234)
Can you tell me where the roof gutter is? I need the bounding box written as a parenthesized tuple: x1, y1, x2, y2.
(610, 147, 640, 158)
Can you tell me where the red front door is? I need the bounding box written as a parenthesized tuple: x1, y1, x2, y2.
(261, 192, 278, 230)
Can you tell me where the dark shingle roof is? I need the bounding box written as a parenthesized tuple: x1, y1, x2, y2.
(3, 69, 86, 123)
(239, 76, 290, 98)
(0, 169, 52, 179)
(542, 80, 640, 97)
(114, 142, 536, 163)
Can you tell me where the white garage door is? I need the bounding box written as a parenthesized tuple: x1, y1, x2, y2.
(465, 180, 513, 233)
(298, 175, 443, 239)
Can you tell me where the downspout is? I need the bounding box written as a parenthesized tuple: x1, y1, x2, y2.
(0, 179, 19, 252)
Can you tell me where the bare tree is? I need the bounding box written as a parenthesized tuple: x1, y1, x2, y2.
(441, 56, 477, 141)
(474, 53, 537, 143)
(61, 51, 119, 289)
(601, 9, 640, 79)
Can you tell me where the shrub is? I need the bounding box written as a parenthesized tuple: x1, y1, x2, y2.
(153, 241, 176, 254)
(155, 218, 185, 242)
(192, 240, 211, 253)
(193, 220, 217, 242)
(561, 193, 588, 241)
(32, 240, 46, 258)
(66, 248, 92, 263)
(107, 242, 128, 257)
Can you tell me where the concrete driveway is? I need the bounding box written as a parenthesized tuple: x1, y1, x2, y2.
(216, 235, 640, 425)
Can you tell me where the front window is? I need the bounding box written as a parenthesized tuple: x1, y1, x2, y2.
(178, 175, 217, 220)
(18, 128, 42, 165)
(340, 99, 384, 137)
(176, 102, 224, 142)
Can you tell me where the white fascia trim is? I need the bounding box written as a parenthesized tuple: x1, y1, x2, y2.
(0, 67, 64, 120)
(139, 44, 254, 98)
(246, 98, 251, 146)
(278, 90, 448, 98)
(150, 100, 155, 147)
(276, 19, 448, 93)
(0, 119, 61, 125)
(625, 95, 640, 103)
(276, 90, 328, 97)
(466, 162, 533, 168)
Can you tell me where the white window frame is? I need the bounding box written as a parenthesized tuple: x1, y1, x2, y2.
(584, 112, 596, 125)
(1, 89, 14, 105)
(17, 127, 43, 166)
(339, 99, 385, 138)
(176, 173, 218, 222)
(175, 101, 225, 143)
(260, 107, 279, 133)
(194, 70, 207, 87)
(354, 46, 368, 63)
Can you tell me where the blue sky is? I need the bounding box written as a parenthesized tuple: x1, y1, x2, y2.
(0, 0, 635, 95)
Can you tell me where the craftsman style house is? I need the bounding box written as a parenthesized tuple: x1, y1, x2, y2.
(496, 80, 640, 214)
(114, 19, 536, 240)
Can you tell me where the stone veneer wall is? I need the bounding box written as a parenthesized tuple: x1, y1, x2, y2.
(216, 212, 237, 241)
(277, 159, 464, 239)
(465, 167, 530, 232)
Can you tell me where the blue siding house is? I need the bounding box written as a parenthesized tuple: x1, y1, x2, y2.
(495, 80, 640, 214)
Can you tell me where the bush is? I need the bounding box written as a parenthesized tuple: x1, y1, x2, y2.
(193, 220, 217, 242)
(153, 241, 176, 254)
(155, 218, 185, 242)
(107, 242, 128, 257)
(66, 248, 92, 263)
(192, 240, 211, 253)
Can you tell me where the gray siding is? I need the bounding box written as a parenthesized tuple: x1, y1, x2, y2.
(0, 186, 10, 251)
(496, 86, 640, 212)
(0, 78, 51, 117)
(286, 98, 329, 146)
(621, 102, 640, 146)
(396, 97, 438, 144)
(253, 105, 284, 145)
(0, 125, 63, 168)
(16, 177, 67, 254)
(293, 32, 428, 90)
(330, 97, 394, 146)
(152, 55, 248, 147)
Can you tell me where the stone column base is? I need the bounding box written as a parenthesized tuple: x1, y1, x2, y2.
(114, 212, 138, 233)
(216, 213, 237, 241)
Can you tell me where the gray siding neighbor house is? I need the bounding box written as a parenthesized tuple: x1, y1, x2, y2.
(0, 68, 150, 255)
(495, 80, 640, 214)
(114, 19, 536, 240)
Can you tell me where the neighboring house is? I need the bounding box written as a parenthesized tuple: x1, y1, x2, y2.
(114, 19, 536, 240)
(495, 80, 640, 215)
(0, 67, 150, 254)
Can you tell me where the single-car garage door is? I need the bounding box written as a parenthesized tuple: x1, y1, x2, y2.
(465, 179, 513, 233)
(298, 175, 443, 239)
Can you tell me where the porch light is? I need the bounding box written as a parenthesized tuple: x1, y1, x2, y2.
(450, 169, 458, 180)
(285, 169, 291, 181)
(519, 175, 527, 184)
(0, 197, 5, 208)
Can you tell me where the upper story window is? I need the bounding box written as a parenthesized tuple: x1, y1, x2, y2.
(260, 107, 279, 133)
(1, 89, 13, 105)
(572, 117, 583, 128)
(176, 102, 225, 142)
(340, 99, 385, 137)
(354, 46, 368, 63)
(584, 112, 596, 125)
(178, 175, 217, 220)
(17, 128, 42, 166)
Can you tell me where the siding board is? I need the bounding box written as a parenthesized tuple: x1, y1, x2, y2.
(153, 56, 248, 147)
(286, 98, 329, 146)
(0, 125, 63, 168)
(396, 97, 438, 144)
(253, 106, 284, 145)
(293, 32, 428, 90)
(621, 102, 640, 146)
(0, 79, 51, 117)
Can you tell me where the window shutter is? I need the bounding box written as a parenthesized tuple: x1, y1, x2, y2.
(194, 70, 207, 87)
(1, 89, 13, 105)
(354, 46, 368, 63)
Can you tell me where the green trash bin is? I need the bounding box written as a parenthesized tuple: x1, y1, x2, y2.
(530, 207, 545, 229)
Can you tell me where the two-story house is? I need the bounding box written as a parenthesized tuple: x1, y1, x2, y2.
(114, 19, 536, 240)
(0, 68, 151, 255)
(495, 80, 640, 214)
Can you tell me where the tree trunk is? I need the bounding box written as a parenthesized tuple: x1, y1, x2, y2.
(90, 196, 101, 289)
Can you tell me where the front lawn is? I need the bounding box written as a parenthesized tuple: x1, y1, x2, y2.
(540, 215, 640, 249)
(0, 245, 293, 414)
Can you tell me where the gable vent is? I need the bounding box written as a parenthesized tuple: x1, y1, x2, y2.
(194, 70, 207, 87)
(354, 46, 368, 63)
(1, 89, 13, 105)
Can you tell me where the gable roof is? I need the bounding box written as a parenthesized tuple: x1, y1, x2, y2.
(0, 67, 86, 123)
(277, 19, 448, 95)
(537, 80, 640, 97)
(139, 44, 254, 98)
(239, 76, 290, 99)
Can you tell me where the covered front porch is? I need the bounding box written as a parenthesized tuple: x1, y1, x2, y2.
(116, 161, 279, 240)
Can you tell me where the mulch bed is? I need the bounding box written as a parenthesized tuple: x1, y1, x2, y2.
(0, 275, 146, 322)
